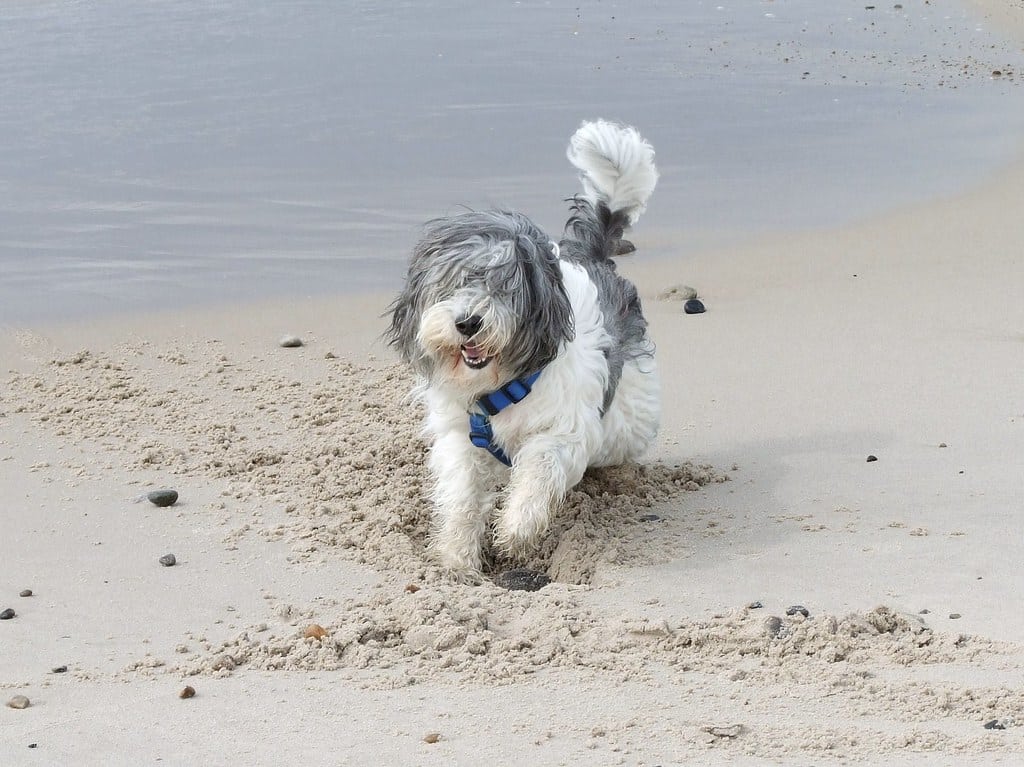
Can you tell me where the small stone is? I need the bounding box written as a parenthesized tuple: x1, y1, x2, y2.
(866, 455, 878, 462)
(657, 284, 698, 301)
(747, 601, 764, 610)
(919, 608, 930, 614)
(939, 442, 948, 448)
(949, 613, 962, 619)
(404, 583, 421, 593)
(303, 624, 328, 640)
(51, 665, 67, 674)
(638, 513, 661, 522)
(159, 554, 177, 567)
(786, 605, 810, 618)
(683, 298, 706, 314)
(19, 589, 32, 598)
(147, 489, 179, 507)
(423, 733, 441, 744)
(179, 686, 196, 699)
(324, 351, 337, 359)
(0, 608, 15, 620)
(703, 724, 744, 738)
(279, 335, 303, 348)
(494, 568, 551, 592)
(6, 695, 30, 709)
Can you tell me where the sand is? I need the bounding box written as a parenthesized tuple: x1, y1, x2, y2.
(5, 5, 1024, 765)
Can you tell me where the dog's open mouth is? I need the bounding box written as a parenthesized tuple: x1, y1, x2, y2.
(460, 341, 492, 370)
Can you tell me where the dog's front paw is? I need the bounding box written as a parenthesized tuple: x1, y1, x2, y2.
(428, 538, 484, 583)
(493, 506, 549, 559)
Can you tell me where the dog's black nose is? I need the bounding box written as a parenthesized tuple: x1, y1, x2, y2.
(455, 315, 483, 337)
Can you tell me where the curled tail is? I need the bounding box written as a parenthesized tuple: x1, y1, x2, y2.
(566, 119, 658, 226)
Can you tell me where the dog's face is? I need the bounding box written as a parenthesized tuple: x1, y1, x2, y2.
(387, 211, 574, 400)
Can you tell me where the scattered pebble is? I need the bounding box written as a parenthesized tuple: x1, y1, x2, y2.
(657, 284, 698, 302)
(949, 613, 962, 619)
(423, 733, 441, 744)
(179, 686, 196, 699)
(0, 608, 15, 620)
(939, 442, 948, 448)
(159, 554, 177, 567)
(638, 513, 661, 522)
(147, 489, 179, 507)
(683, 298, 706, 314)
(919, 608, 931, 614)
(786, 605, 810, 618)
(404, 583, 421, 593)
(303, 624, 328, 640)
(51, 665, 67, 674)
(19, 589, 32, 598)
(324, 351, 337, 359)
(984, 717, 1016, 730)
(6, 695, 30, 710)
(494, 568, 551, 592)
(866, 455, 878, 462)
(703, 724, 744, 738)
(747, 601, 764, 610)
(279, 335, 304, 348)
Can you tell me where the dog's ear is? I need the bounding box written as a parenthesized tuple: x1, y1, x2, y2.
(517, 234, 575, 363)
(385, 276, 425, 368)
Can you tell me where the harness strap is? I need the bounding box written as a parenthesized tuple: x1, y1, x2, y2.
(468, 369, 543, 466)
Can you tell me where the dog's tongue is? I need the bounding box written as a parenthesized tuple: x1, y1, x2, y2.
(462, 341, 484, 361)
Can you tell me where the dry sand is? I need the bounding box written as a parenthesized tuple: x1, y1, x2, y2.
(4, 9, 1024, 766)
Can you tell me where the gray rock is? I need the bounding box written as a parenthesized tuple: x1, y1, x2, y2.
(6, 695, 30, 709)
(0, 608, 15, 620)
(279, 335, 304, 348)
(19, 589, 32, 598)
(683, 298, 706, 314)
(147, 489, 178, 507)
(494, 568, 551, 592)
(159, 554, 177, 567)
(786, 605, 810, 618)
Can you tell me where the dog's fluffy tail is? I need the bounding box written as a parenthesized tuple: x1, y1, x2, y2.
(566, 119, 658, 226)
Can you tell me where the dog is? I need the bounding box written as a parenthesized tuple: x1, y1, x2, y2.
(386, 119, 660, 577)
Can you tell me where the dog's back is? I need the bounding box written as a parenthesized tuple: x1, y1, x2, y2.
(557, 121, 659, 441)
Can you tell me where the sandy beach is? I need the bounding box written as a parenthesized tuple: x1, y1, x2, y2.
(4, 2, 1024, 765)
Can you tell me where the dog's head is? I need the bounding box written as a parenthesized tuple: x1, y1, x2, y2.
(387, 210, 574, 399)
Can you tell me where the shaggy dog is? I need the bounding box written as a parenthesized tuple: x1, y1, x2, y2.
(387, 119, 660, 577)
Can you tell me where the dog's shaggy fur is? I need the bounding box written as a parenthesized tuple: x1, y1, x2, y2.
(387, 119, 660, 576)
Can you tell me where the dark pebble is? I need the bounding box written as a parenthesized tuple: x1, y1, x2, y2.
(0, 608, 15, 620)
(19, 589, 32, 598)
(638, 513, 661, 522)
(52, 665, 67, 674)
(29, 744, 38, 749)
(919, 608, 930, 614)
(159, 554, 177, 567)
(279, 335, 304, 348)
(748, 601, 764, 610)
(983, 719, 1007, 730)
(683, 298, 706, 314)
(786, 605, 810, 618)
(147, 489, 179, 507)
(949, 613, 961, 619)
(494, 568, 551, 592)
(866, 455, 878, 462)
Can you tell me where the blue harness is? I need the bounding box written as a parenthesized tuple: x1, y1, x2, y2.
(468, 369, 543, 466)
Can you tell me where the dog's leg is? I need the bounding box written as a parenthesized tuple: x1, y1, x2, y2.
(493, 435, 588, 557)
(427, 430, 494, 577)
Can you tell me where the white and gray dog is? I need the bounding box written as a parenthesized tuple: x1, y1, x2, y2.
(387, 119, 660, 577)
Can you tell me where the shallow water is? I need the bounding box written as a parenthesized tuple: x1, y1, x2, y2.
(1, 0, 1022, 322)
